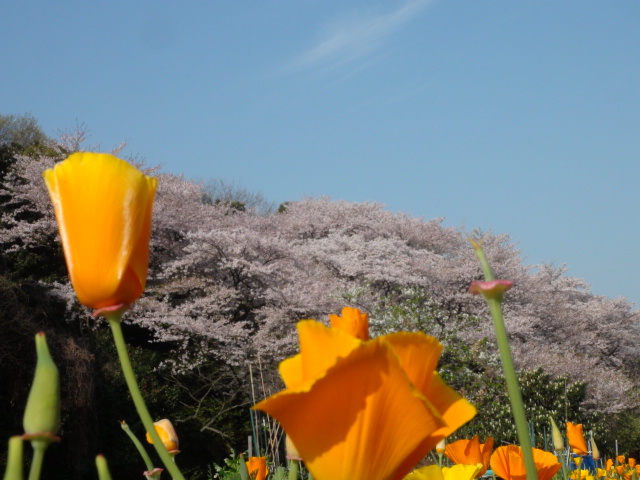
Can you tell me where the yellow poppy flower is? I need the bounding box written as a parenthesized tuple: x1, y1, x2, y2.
(145, 419, 179, 453)
(245, 457, 268, 480)
(566, 422, 589, 456)
(405, 465, 444, 480)
(490, 445, 561, 480)
(329, 306, 369, 341)
(570, 469, 593, 480)
(43, 153, 157, 311)
(405, 464, 482, 480)
(254, 310, 476, 480)
(444, 435, 494, 476)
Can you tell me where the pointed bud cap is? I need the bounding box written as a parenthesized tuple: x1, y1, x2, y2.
(590, 433, 600, 461)
(469, 280, 514, 300)
(550, 417, 565, 451)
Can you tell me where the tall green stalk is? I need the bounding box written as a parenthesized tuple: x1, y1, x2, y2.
(106, 313, 186, 480)
(472, 243, 538, 480)
(26, 441, 46, 480)
(4, 436, 24, 480)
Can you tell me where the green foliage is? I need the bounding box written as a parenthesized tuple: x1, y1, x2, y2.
(0, 113, 48, 149)
(210, 450, 244, 480)
(456, 368, 593, 448)
(342, 284, 602, 451)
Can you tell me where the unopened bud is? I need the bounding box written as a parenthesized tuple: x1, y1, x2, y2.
(590, 433, 600, 461)
(23, 333, 60, 442)
(550, 417, 565, 451)
(146, 419, 179, 454)
(285, 435, 302, 461)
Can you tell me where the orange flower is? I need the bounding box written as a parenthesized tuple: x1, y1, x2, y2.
(245, 457, 268, 480)
(254, 310, 476, 480)
(145, 419, 179, 453)
(43, 153, 157, 311)
(490, 445, 561, 480)
(617, 456, 626, 465)
(606, 459, 613, 471)
(444, 435, 494, 476)
(566, 422, 589, 455)
(629, 459, 637, 468)
(329, 306, 369, 341)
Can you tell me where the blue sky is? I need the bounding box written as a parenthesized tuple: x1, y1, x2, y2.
(3, 1, 639, 306)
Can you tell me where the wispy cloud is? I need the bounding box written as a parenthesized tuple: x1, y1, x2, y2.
(286, 0, 432, 74)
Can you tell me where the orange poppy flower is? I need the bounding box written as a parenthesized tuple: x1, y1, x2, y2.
(490, 445, 561, 480)
(145, 419, 179, 453)
(606, 459, 613, 471)
(245, 457, 268, 480)
(566, 422, 589, 455)
(43, 153, 157, 311)
(329, 306, 369, 341)
(617, 456, 626, 465)
(254, 310, 476, 480)
(444, 435, 494, 476)
(629, 459, 637, 468)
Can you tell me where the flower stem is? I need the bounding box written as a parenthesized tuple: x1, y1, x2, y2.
(473, 244, 538, 480)
(106, 314, 185, 480)
(95, 455, 113, 480)
(288, 460, 299, 480)
(26, 440, 47, 480)
(120, 421, 155, 472)
(4, 436, 24, 480)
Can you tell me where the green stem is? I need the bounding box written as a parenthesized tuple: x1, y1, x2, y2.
(106, 314, 185, 480)
(238, 454, 250, 480)
(288, 460, 299, 480)
(487, 298, 537, 479)
(557, 450, 569, 480)
(95, 455, 113, 480)
(473, 242, 495, 281)
(120, 421, 155, 472)
(26, 441, 47, 480)
(4, 436, 24, 480)
(473, 244, 537, 480)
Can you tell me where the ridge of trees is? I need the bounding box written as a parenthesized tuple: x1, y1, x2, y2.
(2, 113, 639, 478)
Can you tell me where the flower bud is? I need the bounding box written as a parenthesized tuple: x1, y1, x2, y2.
(23, 333, 60, 441)
(550, 417, 565, 451)
(590, 433, 600, 461)
(285, 435, 302, 461)
(146, 419, 179, 453)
